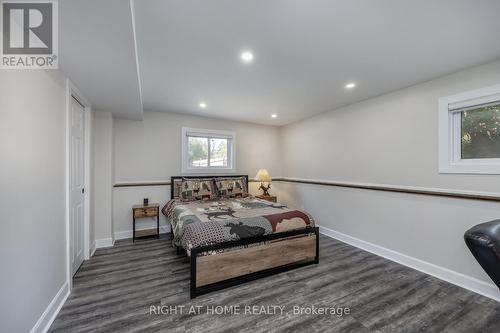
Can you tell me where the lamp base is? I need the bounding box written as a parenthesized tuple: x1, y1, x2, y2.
(259, 182, 271, 196)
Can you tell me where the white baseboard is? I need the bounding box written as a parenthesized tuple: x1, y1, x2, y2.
(318, 224, 500, 302)
(114, 225, 170, 241)
(94, 226, 170, 249)
(95, 237, 114, 249)
(30, 281, 70, 333)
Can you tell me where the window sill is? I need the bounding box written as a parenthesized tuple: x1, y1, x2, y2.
(439, 160, 500, 175)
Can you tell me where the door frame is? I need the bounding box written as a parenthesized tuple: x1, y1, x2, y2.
(65, 79, 92, 290)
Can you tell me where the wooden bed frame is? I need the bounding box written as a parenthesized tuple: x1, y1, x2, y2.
(170, 175, 319, 298)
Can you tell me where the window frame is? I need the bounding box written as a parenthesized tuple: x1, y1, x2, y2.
(181, 127, 236, 174)
(438, 84, 500, 174)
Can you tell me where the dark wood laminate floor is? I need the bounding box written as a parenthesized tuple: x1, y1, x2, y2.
(49, 235, 500, 333)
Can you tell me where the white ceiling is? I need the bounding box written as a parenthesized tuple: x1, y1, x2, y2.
(59, 0, 142, 119)
(61, 0, 500, 125)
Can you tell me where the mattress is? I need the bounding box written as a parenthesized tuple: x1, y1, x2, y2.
(162, 196, 315, 254)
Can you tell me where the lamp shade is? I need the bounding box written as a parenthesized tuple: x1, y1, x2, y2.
(255, 169, 271, 182)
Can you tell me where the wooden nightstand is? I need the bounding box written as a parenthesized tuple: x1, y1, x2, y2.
(132, 203, 160, 242)
(256, 195, 277, 203)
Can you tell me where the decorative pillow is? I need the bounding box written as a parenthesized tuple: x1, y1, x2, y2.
(180, 178, 217, 201)
(172, 179, 183, 199)
(215, 177, 248, 198)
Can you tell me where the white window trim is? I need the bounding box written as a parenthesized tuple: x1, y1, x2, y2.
(438, 84, 500, 174)
(181, 127, 236, 174)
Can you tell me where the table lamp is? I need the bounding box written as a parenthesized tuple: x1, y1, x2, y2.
(255, 169, 272, 196)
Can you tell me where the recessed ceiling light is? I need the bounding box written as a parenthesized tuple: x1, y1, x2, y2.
(240, 50, 254, 63)
(271, 114, 277, 118)
(199, 102, 207, 109)
(345, 82, 356, 89)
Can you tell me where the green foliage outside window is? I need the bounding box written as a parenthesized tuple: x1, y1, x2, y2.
(461, 104, 500, 159)
(188, 137, 208, 165)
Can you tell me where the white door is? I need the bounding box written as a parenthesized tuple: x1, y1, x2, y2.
(70, 96, 85, 276)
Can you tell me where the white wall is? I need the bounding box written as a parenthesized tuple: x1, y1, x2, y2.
(282, 60, 500, 192)
(279, 60, 500, 300)
(113, 111, 282, 182)
(0, 70, 68, 333)
(93, 111, 114, 245)
(97, 111, 281, 240)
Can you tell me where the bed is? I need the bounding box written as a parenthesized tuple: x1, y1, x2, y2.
(162, 175, 319, 298)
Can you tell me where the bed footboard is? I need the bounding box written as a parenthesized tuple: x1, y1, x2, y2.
(190, 226, 319, 298)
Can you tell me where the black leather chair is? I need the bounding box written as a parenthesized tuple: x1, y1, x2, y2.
(464, 219, 500, 290)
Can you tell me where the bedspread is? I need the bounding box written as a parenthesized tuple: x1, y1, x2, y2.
(162, 196, 314, 252)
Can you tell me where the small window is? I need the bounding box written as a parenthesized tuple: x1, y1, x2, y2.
(439, 84, 500, 174)
(182, 127, 235, 173)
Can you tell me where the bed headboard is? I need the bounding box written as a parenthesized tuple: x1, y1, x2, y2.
(170, 175, 249, 199)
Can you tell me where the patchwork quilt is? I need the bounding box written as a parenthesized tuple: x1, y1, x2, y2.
(162, 196, 314, 253)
